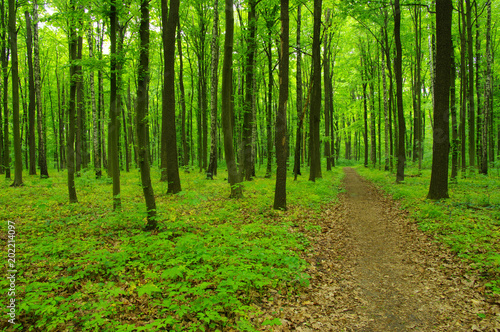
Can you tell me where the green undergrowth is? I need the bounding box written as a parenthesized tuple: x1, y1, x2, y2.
(357, 165, 500, 294)
(1, 166, 343, 331)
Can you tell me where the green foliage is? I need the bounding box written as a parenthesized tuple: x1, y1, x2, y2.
(0, 167, 343, 331)
(357, 166, 500, 294)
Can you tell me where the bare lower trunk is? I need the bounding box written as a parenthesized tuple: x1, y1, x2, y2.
(33, 0, 48, 178)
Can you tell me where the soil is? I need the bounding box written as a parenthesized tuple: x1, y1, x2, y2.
(257, 167, 500, 331)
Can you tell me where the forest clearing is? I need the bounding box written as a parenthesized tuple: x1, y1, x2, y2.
(1, 0, 500, 330)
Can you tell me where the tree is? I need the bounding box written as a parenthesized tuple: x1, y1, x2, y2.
(293, 4, 302, 180)
(428, 0, 452, 200)
(67, 0, 78, 202)
(241, 0, 258, 181)
(25, 10, 36, 176)
(87, 17, 101, 178)
(33, 0, 48, 178)
(222, 0, 242, 198)
(160, 0, 181, 194)
(9, 0, 22, 187)
(394, 0, 405, 183)
(480, 0, 492, 175)
(137, 0, 157, 230)
(109, 0, 121, 209)
(1, 0, 8, 179)
(207, 0, 220, 180)
(309, 0, 322, 182)
(274, 0, 288, 210)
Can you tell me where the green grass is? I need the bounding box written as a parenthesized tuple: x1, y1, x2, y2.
(1, 166, 343, 331)
(357, 165, 500, 293)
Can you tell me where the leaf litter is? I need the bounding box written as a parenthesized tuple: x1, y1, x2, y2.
(257, 167, 500, 331)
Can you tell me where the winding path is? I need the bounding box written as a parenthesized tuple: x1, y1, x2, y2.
(260, 168, 499, 331)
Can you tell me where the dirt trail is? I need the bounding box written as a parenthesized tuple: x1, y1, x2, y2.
(259, 167, 500, 331)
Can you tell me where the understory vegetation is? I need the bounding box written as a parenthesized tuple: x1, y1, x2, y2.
(358, 165, 500, 294)
(0, 166, 343, 332)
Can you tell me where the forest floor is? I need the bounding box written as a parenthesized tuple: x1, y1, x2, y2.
(258, 167, 500, 331)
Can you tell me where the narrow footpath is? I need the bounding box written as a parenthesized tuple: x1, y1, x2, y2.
(259, 167, 500, 331)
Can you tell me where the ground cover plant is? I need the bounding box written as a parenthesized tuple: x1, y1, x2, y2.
(0, 166, 343, 332)
(357, 165, 500, 294)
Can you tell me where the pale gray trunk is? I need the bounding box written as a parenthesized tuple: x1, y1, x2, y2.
(87, 21, 100, 177)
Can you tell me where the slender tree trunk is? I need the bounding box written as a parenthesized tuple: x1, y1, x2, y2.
(451, 45, 458, 181)
(222, 0, 242, 198)
(207, 0, 220, 179)
(109, 0, 121, 209)
(274, 0, 288, 210)
(0, 0, 6, 178)
(459, 2, 467, 173)
(265, 17, 274, 178)
(382, 28, 389, 171)
(324, 10, 332, 172)
(137, 0, 157, 230)
(480, 0, 491, 175)
(161, 0, 181, 193)
(33, 0, 48, 178)
(25, 11, 37, 176)
(428, 0, 452, 199)
(9, 0, 22, 186)
(394, 0, 406, 183)
(309, 0, 322, 182)
(361, 45, 369, 168)
(177, 22, 188, 167)
(67, 0, 78, 202)
(466, 0, 475, 170)
(293, 4, 302, 180)
(242, 0, 257, 181)
(87, 22, 100, 178)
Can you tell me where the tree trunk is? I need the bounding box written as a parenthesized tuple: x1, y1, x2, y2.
(293, 4, 302, 180)
(450, 45, 458, 181)
(324, 10, 332, 172)
(382, 27, 389, 171)
(207, 0, 220, 180)
(394, 0, 405, 183)
(309, 0, 322, 182)
(361, 45, 369, 168)
(274, 0, 288, 210)
(161, 0, 181, 193)
(33, 0, 48, 178)
(480, 0, 491, 175)
(459, 1, 467, 173)
(25, 11, 37, 176)
(1, 0, 7, 179)
(222, 0, 242, 198)
(428, 0, 452, 200)
(75, 33, 83, 174)
(137, 0, 157, 230)
(177, 22, 188, 167)
(67, 0, 78, 202)
(9, 0, 22, 186)
(466, 0, 475, 170)
(265, 14, 275, 179)
(87, 21, 100, 178)
(242, 0, 257, 181)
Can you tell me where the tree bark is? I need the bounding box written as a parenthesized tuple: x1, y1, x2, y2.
(293, 4, 302, 180)
(274, 0, 289, 210)
(394, 0, 405, 183)
(25, 11, 37, 176)
(137, 0, 157, 230)
(309, 0, 322, 182)
(450, 44, 458, 181)
(67, 0, 78, 202)
(207, 0, 220, 179)
(109, 0, 121, 209)
(466, 0, 475, 169)
(1, 0, 7, 178)
(177, 22, 188, 167)
(9, 0, 22, 186)
(160, 0, 181, 193)
(428, 0, 452, 200)
(480, 0, 491, 175)
(242, 0, 257, 181)
(33, 0, 48, 178)
(222, 0, 242, 198)
(87, 23, 100, 178)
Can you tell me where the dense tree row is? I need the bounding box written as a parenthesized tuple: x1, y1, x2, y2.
(0, 0, 498, 223)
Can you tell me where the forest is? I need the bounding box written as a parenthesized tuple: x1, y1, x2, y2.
(1, 0, 500, 330)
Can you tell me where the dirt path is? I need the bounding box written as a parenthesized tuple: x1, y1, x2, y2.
(258, 167, 500, 331)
